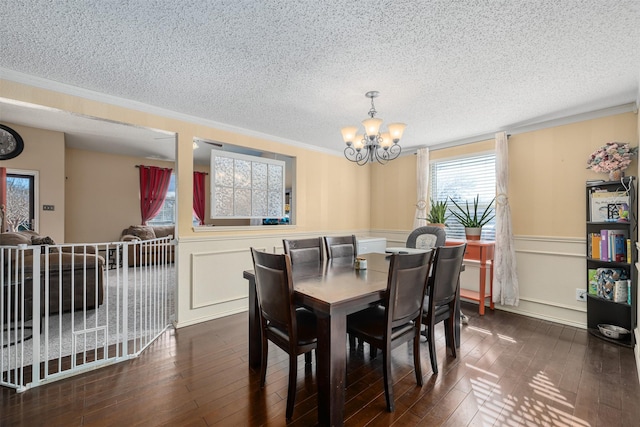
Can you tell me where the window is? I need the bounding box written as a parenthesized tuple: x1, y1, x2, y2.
(5, 170, 37, 231)
(430, 153, 496, 240)
(211, 151, 285, 219)
(148, 173, 175, 225)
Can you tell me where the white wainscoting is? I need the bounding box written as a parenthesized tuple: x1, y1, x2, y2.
(176, 230, 590, 331)
(175, 229, 371, 328)
(191, 248, 257, 309)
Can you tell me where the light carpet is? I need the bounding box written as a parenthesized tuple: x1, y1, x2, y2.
(1, 266, 175, 372)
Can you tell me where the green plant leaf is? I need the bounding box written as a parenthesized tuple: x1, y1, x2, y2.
(448, 194, 495, 228)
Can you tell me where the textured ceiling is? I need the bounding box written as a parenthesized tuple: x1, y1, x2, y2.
(0, 0, 639, 156)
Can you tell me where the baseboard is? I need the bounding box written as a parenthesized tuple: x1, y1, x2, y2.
(174, 306, 248, 329)
(490, 304, 587, 330)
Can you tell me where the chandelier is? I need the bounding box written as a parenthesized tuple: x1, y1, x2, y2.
(341, 91, 406, 166)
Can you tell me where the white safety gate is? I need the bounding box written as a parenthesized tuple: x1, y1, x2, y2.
(0, 236, 175, 392)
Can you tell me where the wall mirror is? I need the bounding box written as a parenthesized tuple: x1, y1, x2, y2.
(193, 137, 295, 227)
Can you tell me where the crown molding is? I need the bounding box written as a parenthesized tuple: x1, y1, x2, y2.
(406, 102, 638, 154)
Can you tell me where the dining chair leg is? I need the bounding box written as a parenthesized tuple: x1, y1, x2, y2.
(382, 348, 395, 412)
(304, 351, 312, 365)
(382, 347, 395, 412)
(428, 322, 438, 375)
(413, 330, 423, 386)
(445, 314, 457, 358)
(286, 354, 298, 420)
(260, 335, 268, 387)
(348, 333, 356, 351)
(370, 345, 378, 359)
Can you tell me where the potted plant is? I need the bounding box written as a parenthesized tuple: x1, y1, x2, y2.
(449, 194, 495, 240)
(425, 199, 449, 228)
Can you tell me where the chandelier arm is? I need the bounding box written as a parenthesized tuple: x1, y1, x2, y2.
(344, 145, 371, 166)
(384, 143, 402, 160)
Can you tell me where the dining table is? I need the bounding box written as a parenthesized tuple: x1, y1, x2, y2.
(242, 251, 460, 426)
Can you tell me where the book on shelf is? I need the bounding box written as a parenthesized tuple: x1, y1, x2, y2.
(597, 229, 628, 262)
(613, 232, 626, 262)
(589, 190, 630, 222)
(588, 269, 598, 295)
(600, 229, 608, 261)
(588, 233, 600, 259)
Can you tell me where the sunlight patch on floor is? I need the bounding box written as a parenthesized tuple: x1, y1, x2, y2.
(465, 362, 499, 378)
(469, 370, 592, 427)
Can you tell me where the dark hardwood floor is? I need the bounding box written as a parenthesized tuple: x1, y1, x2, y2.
(2, 302, 639, 426)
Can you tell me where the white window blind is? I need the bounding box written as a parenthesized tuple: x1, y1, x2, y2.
(430, 153, 496, 240)
(211, 151, 285, 219)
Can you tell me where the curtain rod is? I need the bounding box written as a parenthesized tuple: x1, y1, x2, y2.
(135, 165, 208, 175)
(134, 165, 173, 170)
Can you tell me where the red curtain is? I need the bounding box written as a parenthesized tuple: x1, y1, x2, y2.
(193, 171, 206, 225)
(139, 165, 173, 225)
(0, 167, 6, 232)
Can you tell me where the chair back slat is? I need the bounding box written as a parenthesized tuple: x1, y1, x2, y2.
(429, 244, 467, 306)
(386, 251, 433, 328)
(251, 249, 294, 332)
(283, 237, 324, 264)
(323, 235, 357, 259)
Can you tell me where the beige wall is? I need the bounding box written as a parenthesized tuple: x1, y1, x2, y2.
(370, 156, 417, 230)
(1, 122, 65, 242)
(65, 148, 174, 242)
(510, 113, 637, 237)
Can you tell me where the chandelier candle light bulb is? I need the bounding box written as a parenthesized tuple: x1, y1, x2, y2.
(342, 91, 405, 165)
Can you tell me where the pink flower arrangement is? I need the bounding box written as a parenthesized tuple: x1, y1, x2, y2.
(586, 142, 638, 173)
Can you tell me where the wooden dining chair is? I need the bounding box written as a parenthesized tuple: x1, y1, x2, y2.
(347, 251, 434, 412)
(421, 243, 466, 374)
(407, 226, 470, 324)
(323, 235, 357, 259)
(282, 237, 324, 264)
(250, 248, 318, 420)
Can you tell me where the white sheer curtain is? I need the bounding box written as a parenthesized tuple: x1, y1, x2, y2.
(413, 147, 429, 229)
(495, 131, 519, 305)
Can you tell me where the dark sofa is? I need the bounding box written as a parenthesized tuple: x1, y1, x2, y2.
(0, 231, 105, 315)
(120, 225, 175, 267)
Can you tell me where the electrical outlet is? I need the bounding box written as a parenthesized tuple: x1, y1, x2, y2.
(576, 288, 587, 301)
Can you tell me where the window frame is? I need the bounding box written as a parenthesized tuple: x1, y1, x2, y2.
(6, 168, 39, 232)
